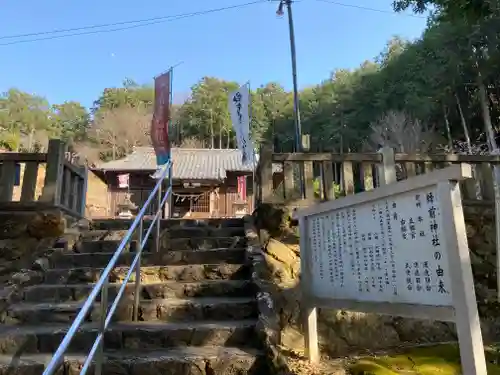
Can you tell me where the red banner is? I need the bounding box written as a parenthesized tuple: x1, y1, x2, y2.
(151, 70, 171, 165)
(237, 176, 247, 201)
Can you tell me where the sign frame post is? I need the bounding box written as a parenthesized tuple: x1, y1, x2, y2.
(437, 180, 486, 374)
(297, 164, 487, 374)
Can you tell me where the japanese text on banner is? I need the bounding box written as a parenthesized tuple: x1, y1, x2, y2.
(228, 84, 254, 166)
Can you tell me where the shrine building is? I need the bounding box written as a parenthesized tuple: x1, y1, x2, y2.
(90, 147, 258, 218)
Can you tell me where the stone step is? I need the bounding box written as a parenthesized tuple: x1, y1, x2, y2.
(22, 280, 257, 303)
(0, 320, 261, 354)
(92, 218, 245, 231)
(77, 236, 247, 252)
(168, 226, 246, 238)
(6, 297, 258, 325)
(39, 264, 251, 284)
(50, 248, 247, 269)
(0, 346, 267, 375)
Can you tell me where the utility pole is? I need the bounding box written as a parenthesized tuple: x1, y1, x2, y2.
(276, 0, 305, 198)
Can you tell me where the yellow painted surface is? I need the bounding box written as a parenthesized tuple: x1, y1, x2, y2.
(348, 344, 500, 375)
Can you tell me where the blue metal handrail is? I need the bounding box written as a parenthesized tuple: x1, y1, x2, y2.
(43, 160, 173, 375)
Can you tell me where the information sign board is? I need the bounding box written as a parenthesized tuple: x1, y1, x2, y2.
(297, 164, 486, 375)
(307, 185, 452, 307)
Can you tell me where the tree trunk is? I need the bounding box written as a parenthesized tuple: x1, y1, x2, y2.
(210, 110, 214, 149)
(455, 92, 472, 153)
(478, 76, 497, 150)
(442, 103, 453, 151)
(219, 126, 222, 149)
(28, 128, 34, 152)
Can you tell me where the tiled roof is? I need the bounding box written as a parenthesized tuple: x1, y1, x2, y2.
(93, 147, 254, 180)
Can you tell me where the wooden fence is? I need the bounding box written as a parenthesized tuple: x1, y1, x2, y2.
(257, 137, 500, 208)
(0, 139, 88, 218)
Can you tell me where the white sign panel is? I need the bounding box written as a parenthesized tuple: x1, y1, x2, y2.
(228, 83, 255, 166)
(307, 185, 452, 306)
(298, 165, 487, 374)
(117, 173, 129, 188)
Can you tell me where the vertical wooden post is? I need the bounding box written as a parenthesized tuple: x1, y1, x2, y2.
(79, 166, 88, 217)
(20, 162, 39, 202)
(70, 175, 80, 213)
(40, 139, 66, 205)
(323, 161, 335, 200)
(63, 169, 72, 208)
(283, 161, 294, 200)
(302, 135, 314, 200)
(0, 161, 17, 202)
(461, 165, 479, 201)
(378, 147, 397, 185)
(209, 190, 216, 217)
(424, 160, 434, 174)
(406, 162, 417, 178)
(298, 216, 319, 364)
(362, 163, 374, 191)
(478, 163, 494, 200)
(260, 143, 273, 203)
(342, 161, 354, 195)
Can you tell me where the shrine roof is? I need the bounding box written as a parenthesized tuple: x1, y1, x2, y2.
(92, 147, 258, 180)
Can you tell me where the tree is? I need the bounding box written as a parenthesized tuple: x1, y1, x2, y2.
(5, 8, 500, 166)
(0, 88, 53, 150)
(93, 107, 151, 160)
(92, 79, 154, 116)
(175, 77, 239, 148)
(392, 0, 495, 23)
(52, 101, 90, 142)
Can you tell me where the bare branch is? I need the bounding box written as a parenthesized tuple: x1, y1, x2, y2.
(179, 137, 205, 148)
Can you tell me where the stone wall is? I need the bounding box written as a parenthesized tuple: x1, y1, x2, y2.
(464, 206, 500, 341)
(246, 203, 500, 371)
(0, 210, 77, 324)
(244, 216, 347, 375)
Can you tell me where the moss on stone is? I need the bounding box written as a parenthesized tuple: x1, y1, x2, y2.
(348, 344, 500, 375)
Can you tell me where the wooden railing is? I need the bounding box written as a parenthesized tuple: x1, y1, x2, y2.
(257, 136, 500, 208)
(0, 139, 88, 218)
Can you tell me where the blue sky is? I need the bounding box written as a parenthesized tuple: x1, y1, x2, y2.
(0, 0, 428, 109)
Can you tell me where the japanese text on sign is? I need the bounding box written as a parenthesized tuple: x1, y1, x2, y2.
(306, 186, 452, 306)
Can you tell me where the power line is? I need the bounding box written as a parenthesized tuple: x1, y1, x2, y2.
(0, 0, 267, 46)
(0, 0, 426, 46)
(313, 0, 427, 18)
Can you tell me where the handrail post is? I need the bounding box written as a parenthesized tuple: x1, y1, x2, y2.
(40, 139, 66, 204)
(133, 219, 143, 321)
(95, 276, 108, 375)
(80, 165, 89, 217)
(155, 178, 162, 253)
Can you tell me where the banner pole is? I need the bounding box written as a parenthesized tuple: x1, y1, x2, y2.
(247, 81, 257, 213)
(166, 66, 174, 218)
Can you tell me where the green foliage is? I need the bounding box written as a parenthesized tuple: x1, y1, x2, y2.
(3, 6, 500, 160)
(313, 178, 341, 199)
(392, 0, 496, 24)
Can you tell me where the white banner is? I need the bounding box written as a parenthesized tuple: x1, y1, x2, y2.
(229, 83, 254, 166)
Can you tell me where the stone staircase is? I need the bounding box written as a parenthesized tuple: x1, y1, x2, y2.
(0, 218, 269, 375)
